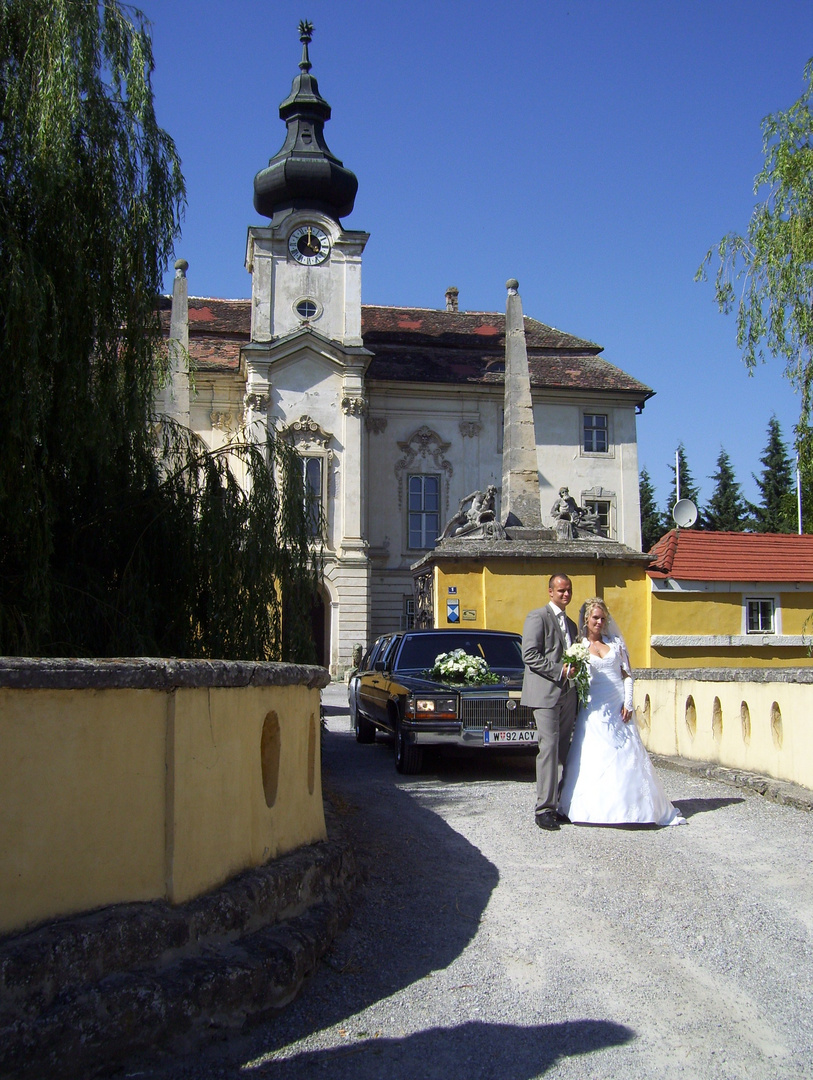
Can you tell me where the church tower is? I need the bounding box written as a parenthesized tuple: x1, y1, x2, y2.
(244, 22, 371, 674)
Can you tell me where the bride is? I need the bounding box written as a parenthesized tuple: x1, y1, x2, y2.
(558, 597, 685, 827)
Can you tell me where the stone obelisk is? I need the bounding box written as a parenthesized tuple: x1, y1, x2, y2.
(166, 258, 190, 426)
(501, 279, 542, 529)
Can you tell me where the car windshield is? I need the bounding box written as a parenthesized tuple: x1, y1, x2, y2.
(395, 633, 523, 673)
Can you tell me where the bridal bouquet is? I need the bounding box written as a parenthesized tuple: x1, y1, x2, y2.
(427, 649, 499, 685)
(562, 641, 591, 705)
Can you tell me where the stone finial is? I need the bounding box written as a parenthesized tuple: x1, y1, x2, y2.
(445, 286, 459, 312)
(506, 278, 519, 294)
(174, 258, 188, 277)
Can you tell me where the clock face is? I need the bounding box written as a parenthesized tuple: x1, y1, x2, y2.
(288, 225, 330, 265)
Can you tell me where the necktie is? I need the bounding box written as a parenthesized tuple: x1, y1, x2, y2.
(559, 611, 570, 647)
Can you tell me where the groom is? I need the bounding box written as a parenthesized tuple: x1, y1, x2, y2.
(521, 573, 579, 831)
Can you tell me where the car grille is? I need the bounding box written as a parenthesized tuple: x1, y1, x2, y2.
(460, 697, 536, 732)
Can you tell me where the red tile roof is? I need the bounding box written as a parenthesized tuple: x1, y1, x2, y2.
(647, 529, 813, 582)
(159, 296, 654, 401)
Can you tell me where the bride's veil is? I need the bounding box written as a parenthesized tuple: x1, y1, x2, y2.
(578, 599, 632, 673)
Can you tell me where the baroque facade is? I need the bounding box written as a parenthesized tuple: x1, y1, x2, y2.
(159, 26, 653, 675)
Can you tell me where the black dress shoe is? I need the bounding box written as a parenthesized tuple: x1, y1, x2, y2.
(535, 810, 560, 831)
(555, 812, 570, 824)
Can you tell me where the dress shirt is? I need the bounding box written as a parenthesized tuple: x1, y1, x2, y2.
(548, 601, 572, 647)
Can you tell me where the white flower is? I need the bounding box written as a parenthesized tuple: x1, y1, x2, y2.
(563, 640, 590, 664)
(562, 641, 591, 706)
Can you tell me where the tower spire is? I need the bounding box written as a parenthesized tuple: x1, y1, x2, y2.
(253, 22, 358, 223)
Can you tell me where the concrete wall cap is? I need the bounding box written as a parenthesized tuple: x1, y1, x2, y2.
(634, 667, 813, 684)
(0, 658, 331, 691)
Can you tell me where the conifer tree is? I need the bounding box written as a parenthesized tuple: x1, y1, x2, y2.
(666, 444, 704, 529)
(0, 0, 319, 659)
(705, 449, 749, 531)
(639, 468, 665, 551)
(750, 417, 796, 533)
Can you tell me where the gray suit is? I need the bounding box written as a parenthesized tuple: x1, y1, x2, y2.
(521, 604, 579, 814)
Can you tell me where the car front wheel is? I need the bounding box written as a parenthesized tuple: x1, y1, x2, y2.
(394, 713, 423, 774)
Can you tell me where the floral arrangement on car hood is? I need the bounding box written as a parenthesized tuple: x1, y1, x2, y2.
(427, 649, 500, 685)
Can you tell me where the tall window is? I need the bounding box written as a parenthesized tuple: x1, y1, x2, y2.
(402, 596, 415, 630)
(583, 413, 609, 453)
(746, 598, 775, 634)
(302, 456, 323, 538)
(583, 499, 610, 536)
(408, 474, 440, 549)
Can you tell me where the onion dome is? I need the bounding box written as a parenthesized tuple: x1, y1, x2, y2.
(253, 22, 358, 222)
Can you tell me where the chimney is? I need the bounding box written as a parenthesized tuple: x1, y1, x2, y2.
(445, 286, 459, 313)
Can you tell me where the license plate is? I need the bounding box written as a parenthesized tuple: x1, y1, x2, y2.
(483, 728, 539, 745)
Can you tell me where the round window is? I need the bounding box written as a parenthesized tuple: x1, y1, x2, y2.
(295, 298, 318, 320)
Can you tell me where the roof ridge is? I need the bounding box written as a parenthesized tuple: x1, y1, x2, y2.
(186, 296, 250, 303)
(361, 303, 502, 316)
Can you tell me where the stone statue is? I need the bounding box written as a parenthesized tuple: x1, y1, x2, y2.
(437, 485, 505, 541)
(550, 486, 604, 540)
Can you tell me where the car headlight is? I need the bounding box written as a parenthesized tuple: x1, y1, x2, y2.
(406, 696, 458, 719)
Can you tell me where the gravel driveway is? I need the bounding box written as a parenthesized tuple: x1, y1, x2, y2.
(120, 682, 813, 1080)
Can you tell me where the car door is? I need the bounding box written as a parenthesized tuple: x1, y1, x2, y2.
(358, 634, 400, 729)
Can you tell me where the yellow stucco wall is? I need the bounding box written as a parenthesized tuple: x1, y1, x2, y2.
(781, 593, 813, 633)
(650, 587, 813, 668)
(635, 675, 813, 789)
(651, 593, 741, 635)
(432, 558, 650, 667)
(1, 689, 168, 928)
(0, 677, 326, 936)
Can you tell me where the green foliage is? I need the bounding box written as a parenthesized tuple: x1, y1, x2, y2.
(749, 416, 797, 533)
(666, 444, 705, 529)
(705, 449, 749, 531)
(639, 467, 665, 551)
(697, 58, 813, 435)
(0, 0, 320, 660)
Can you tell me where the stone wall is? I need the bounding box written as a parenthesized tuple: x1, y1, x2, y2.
(0, 658, 330, 936)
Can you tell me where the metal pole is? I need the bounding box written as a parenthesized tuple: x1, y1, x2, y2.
(797, 453, 803, 534)
(675, 448, 681, 503)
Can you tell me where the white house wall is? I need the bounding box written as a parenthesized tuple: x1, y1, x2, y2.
(533, 395, 642, 549)
(358, 384, 642, 643)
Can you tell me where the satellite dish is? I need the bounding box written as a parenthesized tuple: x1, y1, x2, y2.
(673, 499, 698, 528)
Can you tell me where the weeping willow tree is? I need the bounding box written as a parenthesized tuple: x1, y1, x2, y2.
(698, 59, 813, 492)
(0, 0, 320, 660)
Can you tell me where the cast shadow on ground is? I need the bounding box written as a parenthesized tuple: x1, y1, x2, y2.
(208, 726, 508, 1068)
(320, 703, 349, 717)
(412, 744, 537, 785)
(672, 796, 745, 818)
(246, 1019, 635, 1079)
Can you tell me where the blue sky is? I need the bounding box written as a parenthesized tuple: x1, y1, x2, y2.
(139, 0, 813, 512)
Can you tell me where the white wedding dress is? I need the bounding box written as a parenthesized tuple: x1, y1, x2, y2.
(559, 643, 685, 826)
